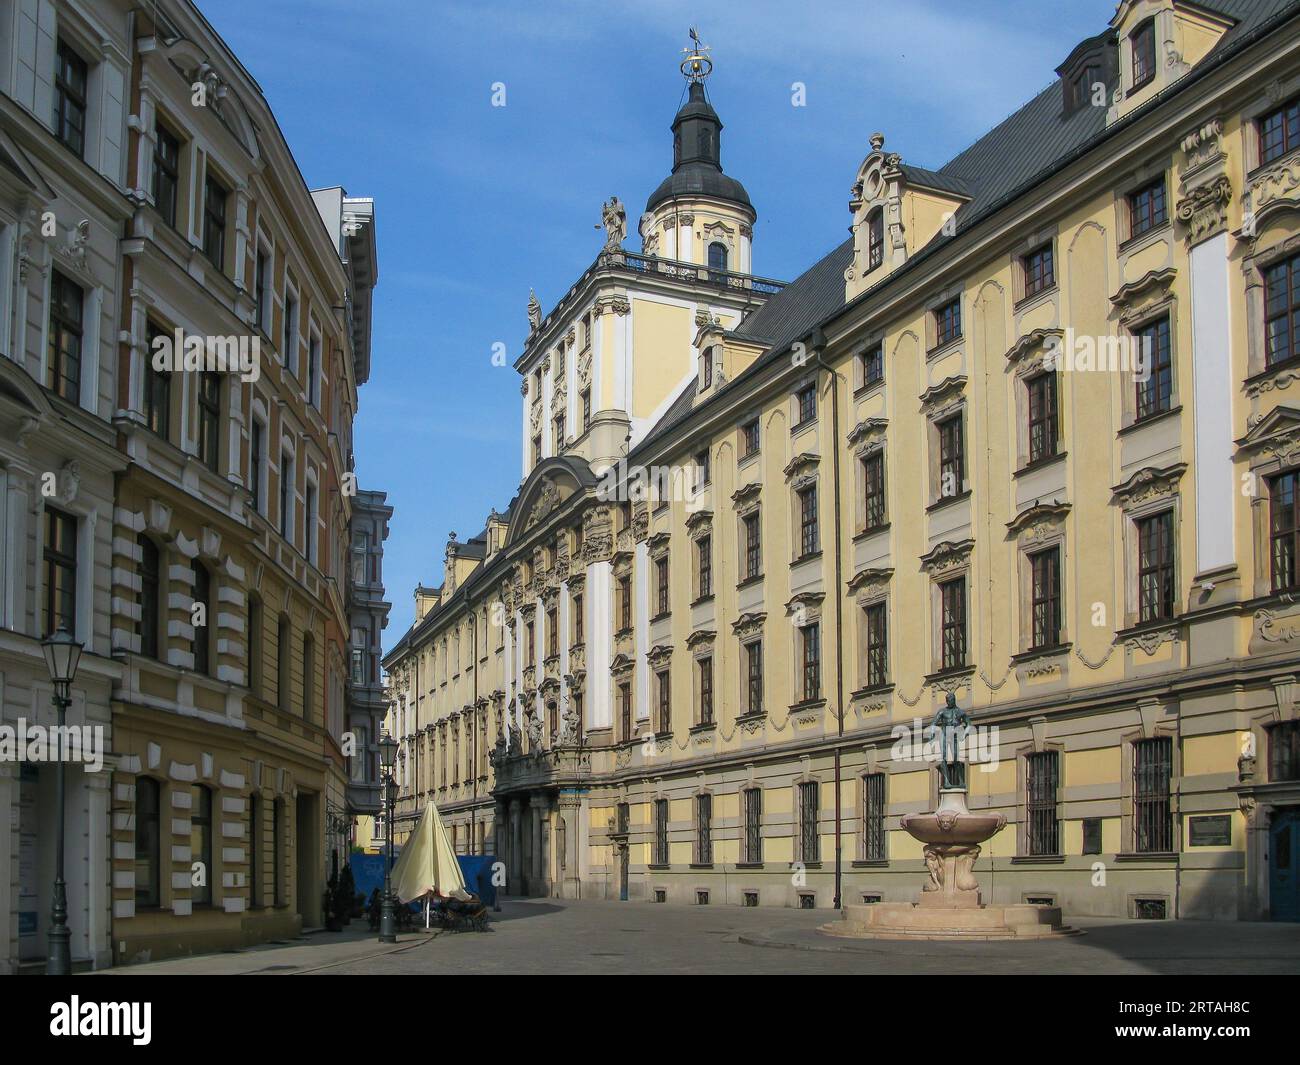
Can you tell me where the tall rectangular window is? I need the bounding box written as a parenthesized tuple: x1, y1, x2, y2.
(144, 323, 171, 438)
(798, 781, 820, 863)
(308, 333, 321, 407)
(572, 593, 584, 644)
(191, 785, 213, 906)
(254, 248, 270, 331)
(653, 799, 669, 866)
(938, 414, 964, 499)
(137, 534, 160, 659)
(695, 793, 713, 865)
(1030, 547, 1062, 650)
(54, 40, 88, 157)
(273, 798, 285, 905)
(304, 483, 317, 565)
(867, 208, 884, 271)
(1271, 721, 1300, 782)
(940, 577, 967, 671)
(742, 418, 760, 457)
(696, 535, 712, 599)
(745, 640, 763, 715)
(1137, 510, 1176, 622)
(1134, 316, 1173, 419)
(618, 575, 631, 631)
(580, 387, 592, 433)
(249, 793, 262, 908)
(798, 484, 819, 557)
(865, 601, 888, 688)
(197, 372, 221, 472)
(1027, 372, 1058, 463)
(48, 271, 84, 402)
(697, 656, 713, 725)
(1260, 95, 1300, 166)
(279, 451, 294, 541)
(861, 773, 886, 861)
(861, 342, 883, 388)
(800, 622, 821, 702)
(250, 420, 264, 513)
(153, 122, 180, 228)
(192, 564, 211, 675)
(43, 507, 78, 636)
(655, 556, 669, 616)
(547, 607, 558, 657)
(796, 383, 816, 426)
(743, 788, 763, 864)
(1026, 751, 1060, 856)
(248, 597, 263, 695)
(656, 669, 671, 734)
(742, 512, 761, 580)
(134, 778, 161, 908)
(1271, 471, 1300, 592)
(863, 451, 886, 530)
(934, 297, 962, 347)
(1022, 243, 1055, 298)
(619, 681, 633, 742)
(1131, 19, 1156, 89)
(1133, 737, 1173, 853)
(202, 173, 228, 271)
(1128, 178, 1167, 238)
(1264, 253, 1300, 367)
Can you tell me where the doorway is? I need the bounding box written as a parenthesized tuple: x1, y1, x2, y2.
(1271, 807, 1299, 921)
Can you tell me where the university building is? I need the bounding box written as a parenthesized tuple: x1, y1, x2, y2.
(0, 0, 387, 969)
(416, 0, 1290, 923)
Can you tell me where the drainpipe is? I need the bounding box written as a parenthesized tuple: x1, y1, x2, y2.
(471, 600, 478, 856)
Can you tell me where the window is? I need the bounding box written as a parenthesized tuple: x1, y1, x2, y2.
(863, 451, 886, 531)
(933, 297, 962, 347)
(1133, 737, 1173, 853)
(202, 173, 228, 271)
(860, 342, 883, 389)
(553, 413, 564, 454)
(698, 656, 714, 725)
(43, 507, 77, 636)
(1030, 547, 1062, 650)
(742, 512, 762, 580)
(938, 414, 964, 498)
(192, 563, 211, 675)
(250, 420, 264, 513)
(1022, 243, 1054, 299)
(1026, 372, 1058, 463)
(743, 787, 763, 864)
(745, 640, 764, 715)
(795, 383, 817, 426)
(248, 596, 263, 695)
(1127, 178, 1167, 239)
(301, 635, 313, 719)
(1137, 510, 1176, 622)
(254, 248, 270, 331)
(700, 347, 713, 390)
(137, 535, 160, 659)
(1271, 721, 1300, 782)
(707, 241, 728, 274)
(1264, 253, 1300, 367)
(580, 387, 592, 433)
(277, 616, 291, 712)
(1131, 19, 1156, 89)
(1082, 816, 1102, 855)
(1271, 471, 1300, 592)
(866, 207, 884, 271)
(695, 793, 713, 864)
(572, 593, 584, 644)
(1025, 751, 1060, 856)
(249, 792, 262, 908)
(273, 797, 285, 905)
(656, 669, 671, 734)
(547, 607, 558, 657)
(134, 778, 161, 908)
(279, 451, 294, 541)
(525, 619, 535, 661)
(282, 289, 298, 371)
(1073, 65, 1102, 109)
(143, 322, 171, 439)
(695, 447, 711, 488)
(531, 434, 541, 467)
(618, 574, 632, 631)
(619, 681, 633, 741)
(304, 482, 317, 565)
(1134, 316, 1173, 419)
(191, 786, 213, 906)
(197, 372, 221, 472)
(1260, 96, 1300, 166)
(655, 556, 669, 617)
(153, 122, 180, 228)
(864, 601, 888, 688)
(800, 622, 821, 702)
(653, 799, 669, 865)
(696, 535, 712, 599)
(308, 333, 321, 407)
(798, 781, 820, 863)
(48, 272, 84, 403)
(54, 40, 88, 157)
(862, 773, 886, 861)
(940, 577, 967, 670)
(742, 418, 760, 458)
(798, 484, 819, 557)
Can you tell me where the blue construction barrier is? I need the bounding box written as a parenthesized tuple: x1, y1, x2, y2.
(457, 855, 499, 908)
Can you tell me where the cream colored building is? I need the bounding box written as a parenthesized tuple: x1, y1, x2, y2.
(387, 2, 1300, 921)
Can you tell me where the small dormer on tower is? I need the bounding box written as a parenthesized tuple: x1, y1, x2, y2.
(642, 30, 757, 275)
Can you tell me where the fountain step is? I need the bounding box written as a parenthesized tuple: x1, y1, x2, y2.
(822, 902, 1081, 941)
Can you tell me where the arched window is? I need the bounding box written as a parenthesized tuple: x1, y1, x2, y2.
(192, 562, 211, 675)
(247, 594, 263, 695)
(707, 241, 728, 274)
(277, 615, 291, 712)
(867, 207, 884, 271)
(301, 633, 314, 720)
(137, 534, 160, 659)
(135, 778, 161, 907)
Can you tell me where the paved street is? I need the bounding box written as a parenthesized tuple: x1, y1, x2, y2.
(95, 898, 1298, 976)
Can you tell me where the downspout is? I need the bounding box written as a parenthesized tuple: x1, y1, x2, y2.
(471, 599, 478, 856)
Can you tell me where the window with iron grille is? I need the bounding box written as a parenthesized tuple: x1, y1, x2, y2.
(1022, 243, 1055, 299)
(745, 640, 763, 714)
(743, 787, 763, 864)
(937, 414, 964, 498)
(1025, 751, 1060, 855)
(798, 781, 820, 863)
(1271, 472, 1299, 592)
(1026, 372, 1058, 463)
(698, 656, 713, 725)
(867, 208, 885, 271)
(796, 383, 817, 426)
(43, 507, 78, 636)
(801, 622, 821, 702)
(655, 556, 669, 617)
(48, 271, 84, 403)
(742, 418, 760, 457)
(863, 451, 886, 531)
(198, 373, 221, 472)
(1134, 315, 1172, 419)
(203, 173, 229, 271)
(797, 484, 819, 557)
(1128, 178, 1167, 238)
(1133, 737, 1173, 853)
(656, 669, 671, 734)
(153, 122, 180, 228)
(1271, 720, 1300, 782)
(1265, 253, 1300, 367)
(695, 793, 713, 864)
(940, 577, 967, 670)
(619, 681, 632, 741)
(653, 798, 669, 865)
(743, 512, 761, 579)
(1030, 546, 1062, 650)
(861, 772, 886, 861)
(54, 40, 87, 158)
(933, 297, 961, 348)
(618, 575, 632, 631)
(865, 601, 888, 688)
(861, 342, 884, 388)
(1137, 510, 1176, 622)
(1260, 95, 1300, 165)
(1131, 19, 1156, 89)
(696, 534, 712, 599)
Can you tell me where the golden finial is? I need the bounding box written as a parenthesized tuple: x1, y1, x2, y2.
(680, 26, 712, 83)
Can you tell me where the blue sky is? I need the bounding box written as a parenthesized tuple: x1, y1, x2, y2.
(202, 0, 1116, 644)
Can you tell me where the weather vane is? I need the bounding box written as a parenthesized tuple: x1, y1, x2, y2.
(680, 26, 712, 83)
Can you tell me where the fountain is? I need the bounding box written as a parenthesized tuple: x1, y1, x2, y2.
(823, 693, 1076, 940)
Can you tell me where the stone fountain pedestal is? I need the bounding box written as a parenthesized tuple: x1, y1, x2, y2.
(822, 788, 1077, 940)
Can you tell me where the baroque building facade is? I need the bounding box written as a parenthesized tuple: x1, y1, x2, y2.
(390, 0, 1297, 922)
(0, 0, 384, 968)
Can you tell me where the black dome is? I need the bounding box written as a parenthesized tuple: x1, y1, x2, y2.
(644, 81, 753, 216)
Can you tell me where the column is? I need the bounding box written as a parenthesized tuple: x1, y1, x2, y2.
(559, 791, 581, 899)
(508, 799, 523, 895)
(536, 792, 553, 898)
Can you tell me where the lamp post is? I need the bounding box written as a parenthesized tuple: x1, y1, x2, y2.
(41, 626, 83, 976)
(378, 730, 398, 943)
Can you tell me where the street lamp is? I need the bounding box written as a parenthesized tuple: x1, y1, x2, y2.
(41, 626, 83, 976)
(377, 730, 398, 943)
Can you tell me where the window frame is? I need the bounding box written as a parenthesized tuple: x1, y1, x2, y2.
(54, 39, 89, 158)
(43, 506, 78, 637)
(202, 171, 229, 272)
(47, 271, 85, 403)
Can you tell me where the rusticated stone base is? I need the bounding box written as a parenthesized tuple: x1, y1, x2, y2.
(820, 902, 1080, 940)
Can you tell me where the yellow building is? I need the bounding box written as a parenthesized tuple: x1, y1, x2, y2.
(384, 5, 1300, 922)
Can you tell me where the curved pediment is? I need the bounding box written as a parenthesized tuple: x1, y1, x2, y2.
(504, 456, 598, 549)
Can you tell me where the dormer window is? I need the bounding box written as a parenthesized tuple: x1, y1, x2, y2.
(1260, 95, 1300, 167)
(866, 208, 884, 272)
(1130, 19, 1156, 91)
(1072, 65, 1101, 108)
(700, 346, 714, 390)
